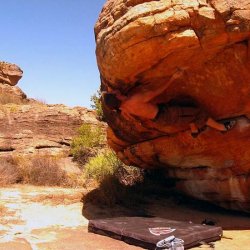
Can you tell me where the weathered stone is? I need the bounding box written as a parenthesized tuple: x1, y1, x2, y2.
(0, 84, 27, 103)
(96, 0, 250, 211)
(0, 62, 23, 86)
(0, 62, 103, 173)
(0, 61, 27, 104)
(0, 103, 99, 157)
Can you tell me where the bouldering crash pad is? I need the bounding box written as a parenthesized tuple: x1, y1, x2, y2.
(88, 217, 222, 249)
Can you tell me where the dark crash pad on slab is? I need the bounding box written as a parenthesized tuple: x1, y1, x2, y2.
(88, 217, 222, 249)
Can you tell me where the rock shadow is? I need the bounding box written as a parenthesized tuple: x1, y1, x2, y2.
(82, 171, 250, 230)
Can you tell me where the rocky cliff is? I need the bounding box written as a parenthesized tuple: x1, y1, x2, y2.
(0, 62, 100, 172)
(0, 104, 98, 156)
(96, 0, 250, 212)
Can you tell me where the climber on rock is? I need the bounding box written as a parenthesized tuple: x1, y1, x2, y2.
(103, 70, 183, 120)
(102, 70, 236, 135)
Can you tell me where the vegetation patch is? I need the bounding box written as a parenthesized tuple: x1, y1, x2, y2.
(84, 150, 121, 182)
(0, 93, 26, 105)
(0, 97, 145, 195)
(82, 169, 174, 210)
(71, 123, 105, 164)
(31, 192, 84, 205)
(26, 156, 67, 186)
(0, 158, 20, 186)
(82, 148, 147, 208)
(90, 90, 104, 121)
(84, 149, 143, 183)
(0, 155, 85, 187)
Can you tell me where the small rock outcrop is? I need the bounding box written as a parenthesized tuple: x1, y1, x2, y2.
(0, 62, 26, 103)
(0, 61, 100, 172)
(96, 0, 250, 211)
(0, 62, 23, 86)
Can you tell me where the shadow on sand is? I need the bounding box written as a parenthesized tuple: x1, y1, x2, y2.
(82, 172, 250, 231)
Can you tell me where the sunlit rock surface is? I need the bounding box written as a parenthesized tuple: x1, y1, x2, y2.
(0, 62, 101, 172)
(0, 62, 26, 103)
(0, 62, 23, 86)
(96, 0, 250, 211)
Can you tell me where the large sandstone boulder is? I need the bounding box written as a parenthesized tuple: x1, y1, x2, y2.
(96, 0, 250, 211)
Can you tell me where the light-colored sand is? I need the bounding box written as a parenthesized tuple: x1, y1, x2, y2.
(0, 185, 249, 250)
(0, 185, 140, 250)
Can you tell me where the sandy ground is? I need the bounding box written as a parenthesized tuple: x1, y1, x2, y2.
(0, 185, 141, 250)
(0, 185, 249, 250)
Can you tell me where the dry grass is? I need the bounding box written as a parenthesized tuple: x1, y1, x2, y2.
(0, 155, 85, 188)
(0, 158, 20, 186)
(26, 155, 88, 187)
(14, 155, 67, 186)
(34, 98, 47, 105)
(23, 155, 86, 187)
(0, 152, 144, 191)
(0, 93, 26, 105)
(31, 192, 84, 205)
(28, 156, 67, 186)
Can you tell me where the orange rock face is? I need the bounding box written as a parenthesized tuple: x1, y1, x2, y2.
(96, 0, 250, 211)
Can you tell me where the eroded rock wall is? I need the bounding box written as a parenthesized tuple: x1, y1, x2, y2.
(0, 61, 101, 173)
(0, 104, 98, 157)
(96, 0, 250, 211)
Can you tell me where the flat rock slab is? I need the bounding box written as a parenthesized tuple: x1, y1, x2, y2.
(88, 217, 222, 249)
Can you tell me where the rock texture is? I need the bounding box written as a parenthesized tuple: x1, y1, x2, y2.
(0, 84, 27, 103)
(96, 0, 250, 211)
(0, 62, 23, 86)
(0, 104, 98, 157)
(0, 62, 101, 172)
(0, 62, 26, 104)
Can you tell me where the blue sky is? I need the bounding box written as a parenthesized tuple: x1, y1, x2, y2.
(1, 0, 106, 107)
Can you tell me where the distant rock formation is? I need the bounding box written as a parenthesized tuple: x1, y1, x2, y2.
(96, 0, 250, 212)
(0, 62, 23, 86)
(0, 103, 98, 157)
(0, 61, 101, 172)
(0, 62, 26, 103)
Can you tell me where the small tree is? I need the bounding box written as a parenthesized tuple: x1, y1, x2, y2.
(90, 90, 104, 121)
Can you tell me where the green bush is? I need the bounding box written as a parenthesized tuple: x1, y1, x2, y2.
(84, 150, 121, 182)
(84, 149, 144, 185)
(90, 90, 104, 121)
(71, 124, 105, 164)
